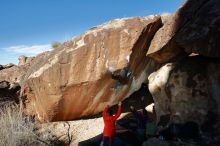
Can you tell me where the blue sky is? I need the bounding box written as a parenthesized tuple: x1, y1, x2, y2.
(0, 0, 184, 65)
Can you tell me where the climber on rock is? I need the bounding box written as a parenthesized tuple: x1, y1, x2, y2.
(100, 101, 122, 146)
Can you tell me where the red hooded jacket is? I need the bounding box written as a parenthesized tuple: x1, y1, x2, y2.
(102, 104, 122, 137)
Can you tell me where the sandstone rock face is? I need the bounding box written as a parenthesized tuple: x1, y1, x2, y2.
(148, 56, 220, 124)
(0, 81, 20, 105)
(18, 55, 35, 66)
(0, 65, 26, 105)
(0, 65, 26, 84)
(18, 56, 28, 66)
(0, 53, 47, 89)
(147, 0, 220, 63)
(146, 13, 187, 63)
(175, 0, 220, 57)
(0, 54, 43, 105)
(22, 16, 162, 122)
(0, 63, 15, 70)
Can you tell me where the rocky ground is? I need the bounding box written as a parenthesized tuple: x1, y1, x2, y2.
(36, 117, 104, 145)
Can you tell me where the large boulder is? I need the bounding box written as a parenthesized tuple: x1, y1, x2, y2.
(148, 56, 220, 125)
(147, 0, 220, 63)
(22, 16, 162, 122)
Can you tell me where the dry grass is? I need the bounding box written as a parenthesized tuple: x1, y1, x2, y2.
(0, 103, 56, 146)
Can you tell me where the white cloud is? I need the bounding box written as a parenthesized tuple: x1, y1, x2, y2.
(3, 44, 52, 55)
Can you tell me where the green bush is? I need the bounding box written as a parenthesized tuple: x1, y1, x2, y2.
(51, 42, 61, 49)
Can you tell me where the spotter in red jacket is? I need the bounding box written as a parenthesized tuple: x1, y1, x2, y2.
(102, 104, 122, 137)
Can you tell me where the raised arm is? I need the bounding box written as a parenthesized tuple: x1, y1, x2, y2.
(114, 102, 122, 120)
(102, 105, 109, 118)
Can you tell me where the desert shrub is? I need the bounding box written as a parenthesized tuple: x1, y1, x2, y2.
(0, 103, 52, 146)
(51, 42, 62, 49)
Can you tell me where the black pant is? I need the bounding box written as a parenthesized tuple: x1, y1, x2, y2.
(100, 136, 113, 146)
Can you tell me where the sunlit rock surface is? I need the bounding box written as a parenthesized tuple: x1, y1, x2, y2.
(22, 16, 162, 122)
